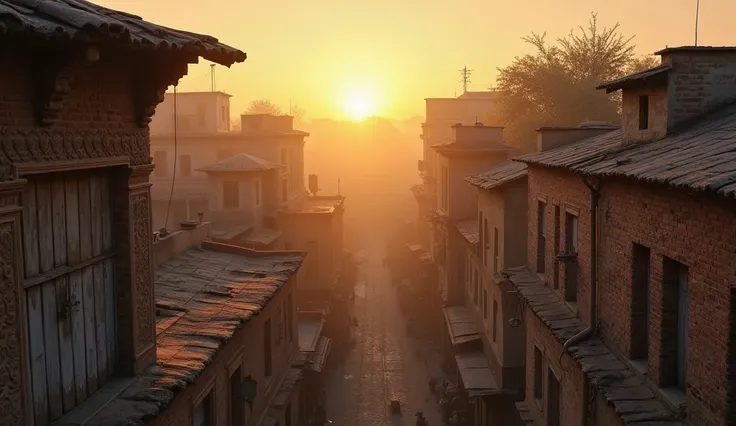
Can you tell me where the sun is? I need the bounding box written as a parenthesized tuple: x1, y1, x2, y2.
(343, 89, 377, 121)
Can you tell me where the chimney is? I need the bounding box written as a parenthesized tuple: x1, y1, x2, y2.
(536, 122, 618, 152)
(452, 123, 504, 147)
(597, 46, 736, 145)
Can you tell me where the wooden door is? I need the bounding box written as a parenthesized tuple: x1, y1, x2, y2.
(22, 169, 117, 425)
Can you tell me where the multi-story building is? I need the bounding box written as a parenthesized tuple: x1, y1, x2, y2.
(506, 46, 736, 426)
(150, 104, 309, 231)
(413, 91, 500, 253)
(0, 2, 256, 425)
(457, 121, 616, 426)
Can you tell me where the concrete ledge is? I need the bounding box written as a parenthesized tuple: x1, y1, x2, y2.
(152, 221, 211, 268)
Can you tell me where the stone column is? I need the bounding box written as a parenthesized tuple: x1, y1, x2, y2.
(114, 164, 156, 375)
(0, 180, 30, 426)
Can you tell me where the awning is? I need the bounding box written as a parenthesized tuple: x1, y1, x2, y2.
(455, 351, 500, 397)
(261, 367, 303, 426)
(305, 336, 331, 373)
(443, 306, 480, 345)
(298, 313, 325, 352)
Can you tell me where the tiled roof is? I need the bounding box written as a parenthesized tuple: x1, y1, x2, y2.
(198, 153, 280, 173)
(454, 219, 479, 245)
(504, 267, 684, 426)
(514, 103, 736, 199)
(0, 0, 246, 66)
(83, 242, 305, 425)
(465, 160, 528, 190)
(596, 64, 671, 93)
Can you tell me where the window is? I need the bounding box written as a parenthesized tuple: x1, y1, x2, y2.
(473, 270, 479, 305)
(547, 367, 560, 426)
(638, 95, 649, 130)
(180, 154, 192, 177)
(553, 205, 560, 289)
(154, 151, 168, 176)
(264, 318, 272, 378)
(254, 180, 262, 206)
(223, 181, 240, 209)
(492, 299, 498, 342)
(197, 103, 206, 127)
(564, 213, 579, 302)
(493, 227, 499, 273)
(229, 367, 245, 426)
(661, 257, 688, 389)
(533, 347, 543, 401)
(536, 201, 547, 274)
(282, 178, 288, 202)
(483, 218, 489, 266)
(483, 289, 488, 320)
(193, 388, 215, 426)
(477, 211, 483, 256)
(286, 293, 294, 343)
(281, 148, 288, 165)
(630, 244, 651, 360)
(441, 166, 449, 209)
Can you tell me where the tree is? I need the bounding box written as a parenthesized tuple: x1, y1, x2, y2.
(495, 13, 648, 153)
(290, 103, 306, 123)
(246, 99, 282, 115)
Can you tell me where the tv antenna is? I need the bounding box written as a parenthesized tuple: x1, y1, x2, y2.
(210, 64, 216, 92)
(694, 0, 701, 46)
(459, 66, 472, 93)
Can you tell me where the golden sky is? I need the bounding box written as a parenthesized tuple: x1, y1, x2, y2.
(96, 0, 736, 120)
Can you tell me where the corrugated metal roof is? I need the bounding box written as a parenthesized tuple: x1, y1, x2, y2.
(515, 103, 736, 199)
(198, 153, 279, 173)
(465, 160, 528, 190)
(443, 305, 480, 345)
(0, 0, 246, 66)
(455, 352, 501, 397)
(596, 64, 671, 93)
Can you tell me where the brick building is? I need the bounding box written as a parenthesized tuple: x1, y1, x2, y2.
(0, 1, 310, 425)
(506, 46, 736, 426)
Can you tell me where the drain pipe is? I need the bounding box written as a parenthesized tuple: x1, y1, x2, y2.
(560, 176, 599, 426)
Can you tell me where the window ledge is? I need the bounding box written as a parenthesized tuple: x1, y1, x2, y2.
(659, 387, 686, 413)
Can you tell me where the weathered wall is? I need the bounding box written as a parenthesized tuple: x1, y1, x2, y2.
(598, 180, 736, 426)
(621, 86, 668, 144)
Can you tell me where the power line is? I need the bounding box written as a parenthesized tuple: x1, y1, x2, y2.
(163, 85, 178, 232)
(459, 65, 473, 93)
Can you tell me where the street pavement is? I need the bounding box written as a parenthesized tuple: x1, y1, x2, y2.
(324, 246, 444, 426)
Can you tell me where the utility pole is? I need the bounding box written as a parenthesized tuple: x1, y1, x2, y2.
(459, 65, 473, 94)
(694, 0, 701, 46)
(210, 64, 216, 92)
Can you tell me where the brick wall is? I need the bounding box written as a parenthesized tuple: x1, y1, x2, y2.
(150, 276, 300, 426)
(662, 51, 736, 130)
(598, 180, 736, 426)
(526, 166, 593, 326)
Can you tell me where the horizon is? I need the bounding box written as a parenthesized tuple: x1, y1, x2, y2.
(94, 0, 736, 121)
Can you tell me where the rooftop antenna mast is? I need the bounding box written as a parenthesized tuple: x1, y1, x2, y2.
(694, 0, 701, 46)
(459, 65, 473, 94)
(210, 64, 216, 92)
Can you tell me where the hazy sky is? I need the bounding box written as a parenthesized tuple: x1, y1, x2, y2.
(96, 0, 735, 120)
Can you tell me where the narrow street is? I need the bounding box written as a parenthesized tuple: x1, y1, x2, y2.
(325, 242, 444, 426)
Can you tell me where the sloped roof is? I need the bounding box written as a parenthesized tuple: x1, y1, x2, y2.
(596, 64, 671, 93)
(83, 242, 305, 425)
(198, 153, 280, 173)
(466, 160, 528, 190)
(515, 103, 736, 199)
(455, 219, 479, 245)
(0, 0, 246, 66)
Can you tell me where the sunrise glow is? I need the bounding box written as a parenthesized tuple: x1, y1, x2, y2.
(343, 88, 377, 121)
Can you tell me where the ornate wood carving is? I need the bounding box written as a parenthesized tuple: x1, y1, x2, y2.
(0, 222, 25, 426)
(132, 193, 154, 348)
(0, 127, 150, 181)
(132, 57, 190, 128)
